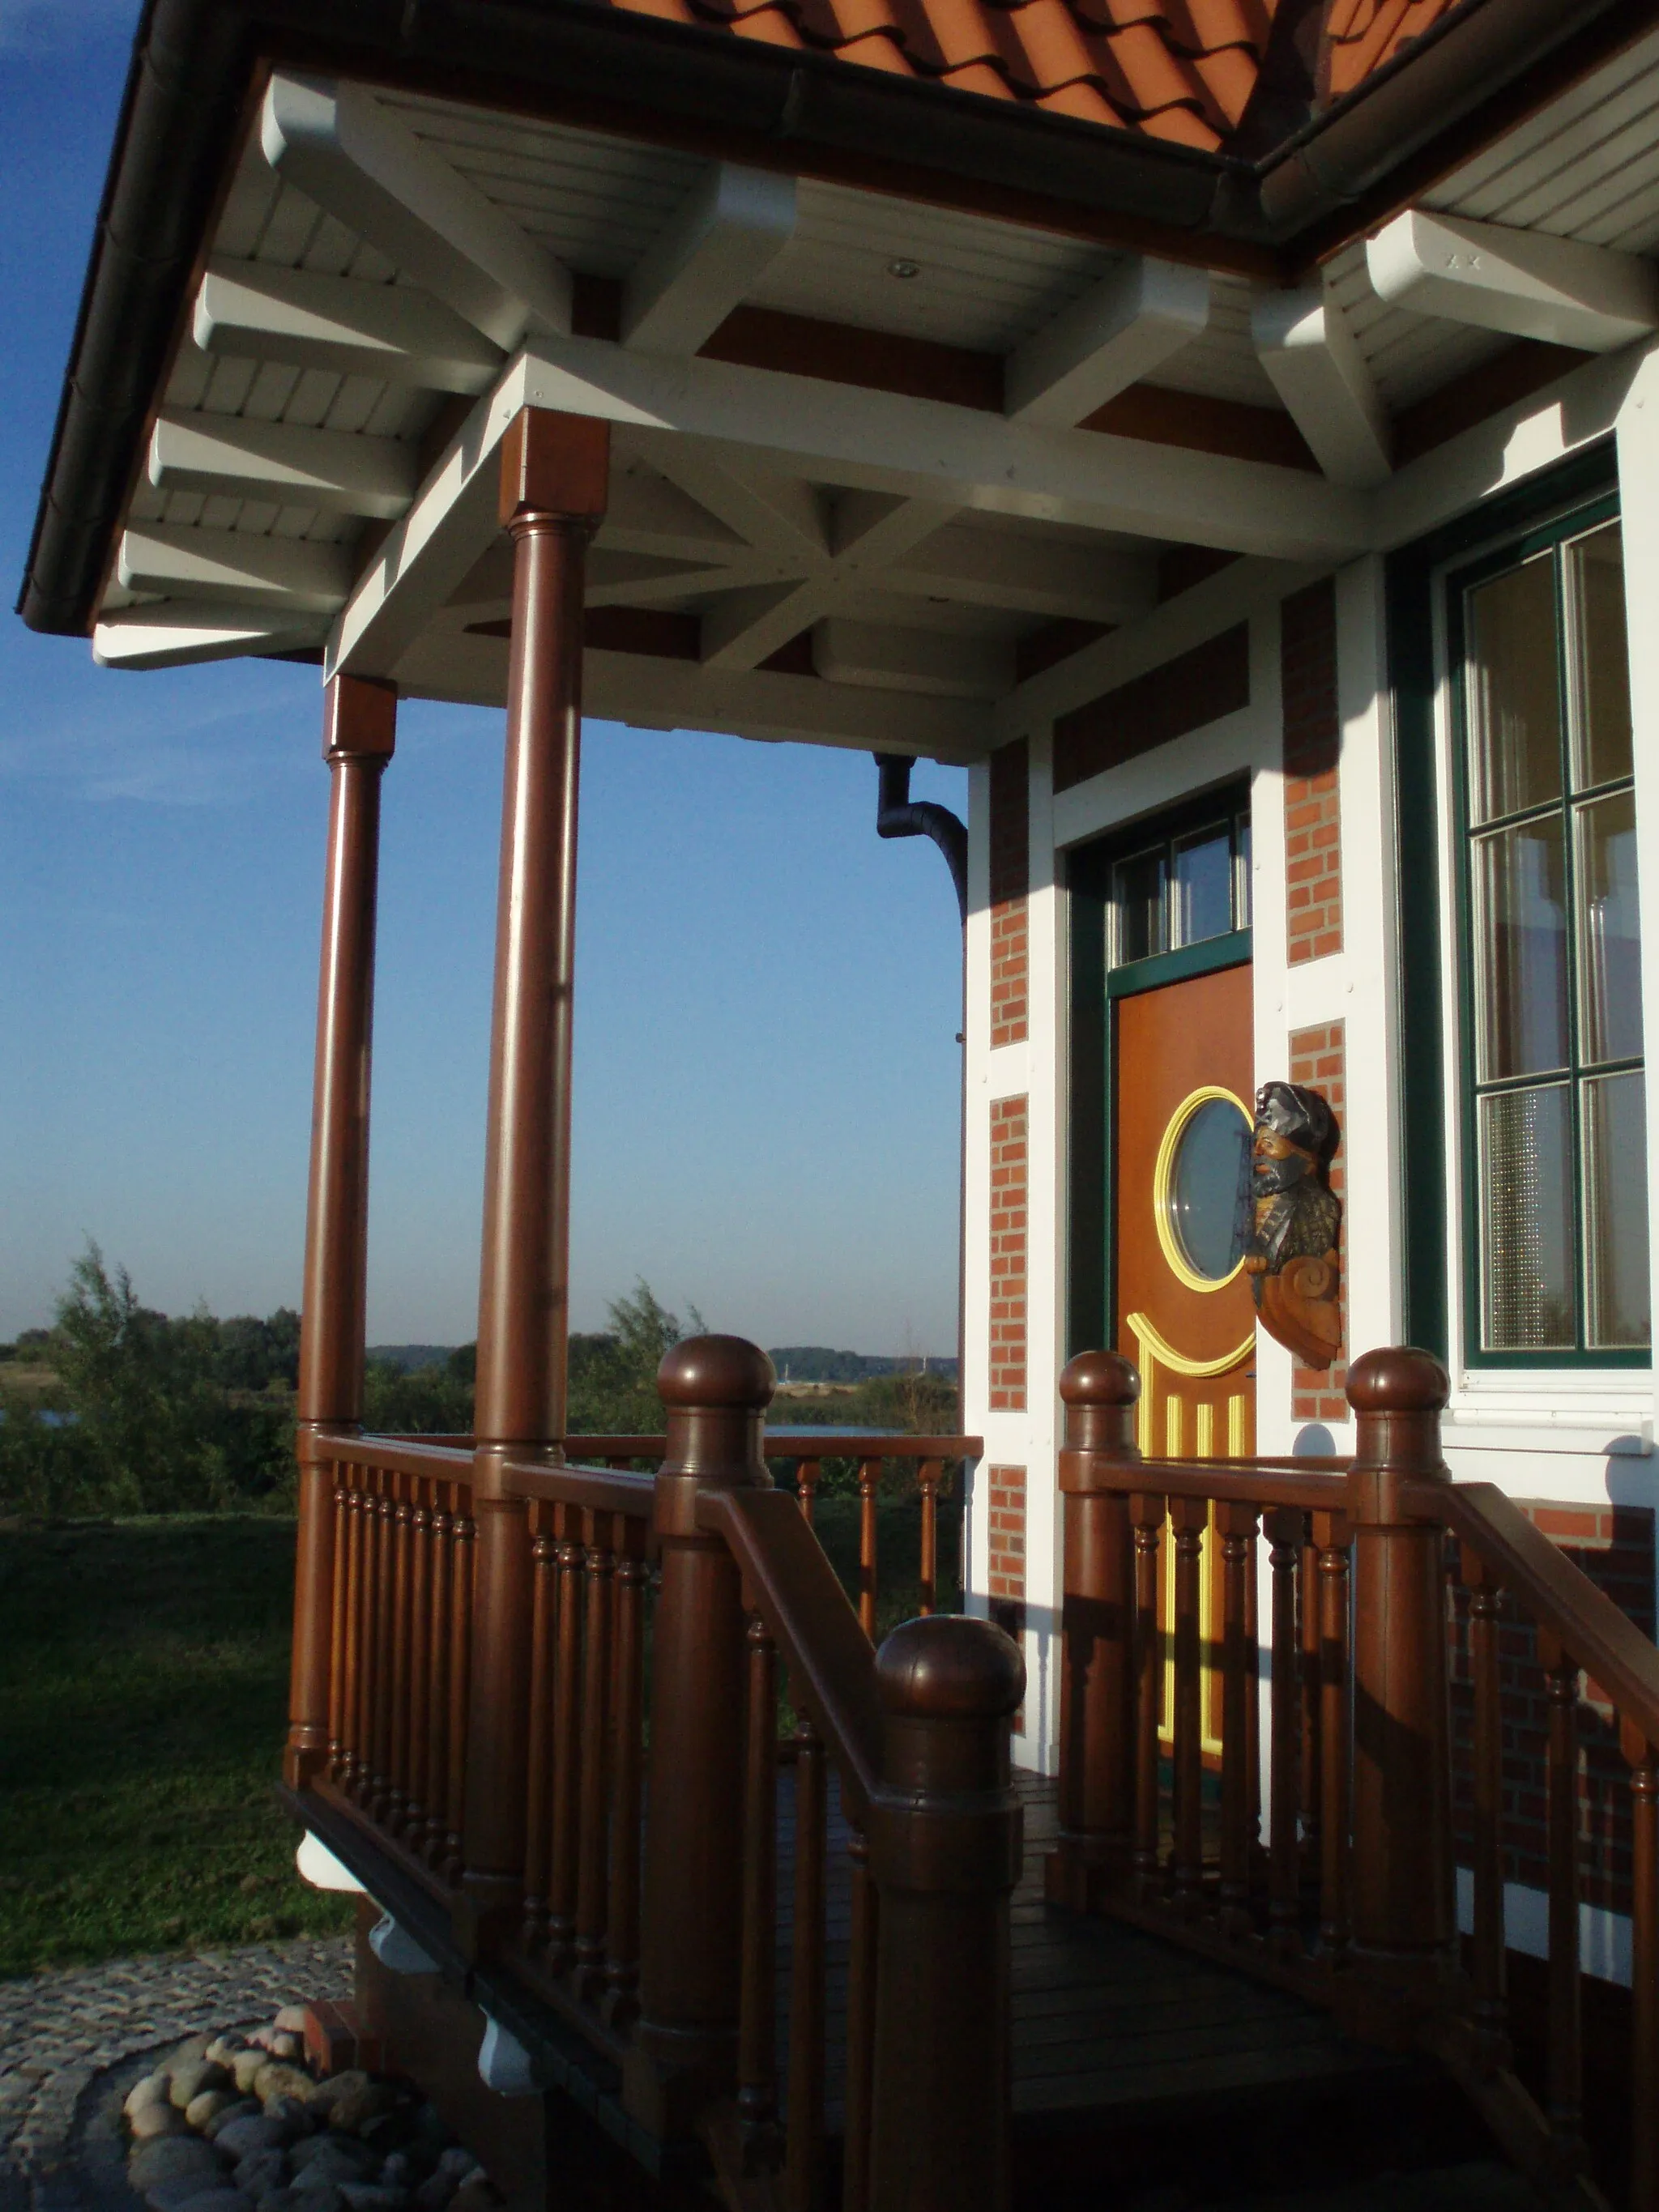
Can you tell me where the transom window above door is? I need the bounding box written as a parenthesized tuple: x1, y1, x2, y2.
(1452, 505, 1648, 1362)
(1111, 804, 1252, 969)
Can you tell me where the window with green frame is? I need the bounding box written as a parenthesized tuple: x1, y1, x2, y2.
(1449, 497, 1649, 1363)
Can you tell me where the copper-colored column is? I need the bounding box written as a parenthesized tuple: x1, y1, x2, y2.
(1047, 1351, 1141, 1910)
(1344, 1348, 1456, 1993)
(286, 675, 395, 1789)
(461, 407, 609, 1941)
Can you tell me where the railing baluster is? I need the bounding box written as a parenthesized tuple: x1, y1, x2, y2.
(1624, 1721, 1658, 2212)
(548, 1504, 585, 1970)
(522, 1517, 557, 1949)
(326, 1469, 351, 1783)
(424, 1492, 453, 1867)
(406, 1483, 432, 1841)
(445, 1504, 475, 1883)
(1266, 1507, 1303, 1955)
(354, 1472, 379, 1804)
(605, 1525, 647, 2027)
(1462, 1549, 1508, 2051)
(1313, 1508, 1350, 1960)
(1171, 1497, 1206, 1915)
(738, 1613, 779, 2146)
(389, 1479, 414, 1835)
(795, 1460, 820, 1528)
(1542, 1635, 1584, 2162)
(858, 1460, 881, 1640)
(337, 1475, 365, 1787)
(1131, 1493, 1166, 1896)
(785, 1707, 827, 2212)
(918, 1459, 942, 1617)
(842, 1827, 877, 2212)
(1218, 1502, 1257, 1932)
(1299, 1533, 1322, 1882)
(371, 1477, 396, 1819)
(576, 1511, 615, 1993)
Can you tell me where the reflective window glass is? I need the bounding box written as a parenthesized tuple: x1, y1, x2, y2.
(1235, 813, 1252, 928)
(1172, 825, 1233, 948)
(1567, 522, 1633, 792)
(1583, 1070, 1652, 1349)
(1576, 789, 1643, 1067)
(1167, 1098, 1251, 1281)
(1112, 847, 1166, 965)
(1473, 817, 1569, 1080)
(1479, 1085, 1574, 1351)
(1466, 556, 1562, 824)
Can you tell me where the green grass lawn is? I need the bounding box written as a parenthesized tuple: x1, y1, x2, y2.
(0, 1516, 353, 1979)
(0, 1492, 962, 1980)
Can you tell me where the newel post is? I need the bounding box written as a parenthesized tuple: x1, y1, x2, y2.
(286, 673, 395, 1790)
(1047, 1351, 1141, 1909)
(1343, 1346, 1458, 2011)
(867, 1616, 1024, 2212)
(460, 407, 610, 1951)
(631, 1335, 776, 2133)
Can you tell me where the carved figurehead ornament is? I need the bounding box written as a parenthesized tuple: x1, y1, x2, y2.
(1243, 1080, 1342, 1369)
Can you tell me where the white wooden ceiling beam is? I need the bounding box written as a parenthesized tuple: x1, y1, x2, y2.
(261, 74, 571, 348)
(93, 603, 330, 670)
(640, 445, 829, 563)
(599, 465, 751, 562)
(194, 259, 503, 391)
(1252, 284, 1392, 489)
(624, 164, 796, 356)
(1367, 209, 1659, 354)
(812, 618, 1013, 699)
(148, 411, 419, 519)
(1005, 257, 1210, 428)
(884, 523, 1155, 622)
(118, 526, 353, 612)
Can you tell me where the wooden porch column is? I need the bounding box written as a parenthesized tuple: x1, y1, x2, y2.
(1047, 1350, 1141, 1909)
(461, 407, 610, 1944)
(1343, 1346, 1457, 2011)
(286, 674, 396, 1789)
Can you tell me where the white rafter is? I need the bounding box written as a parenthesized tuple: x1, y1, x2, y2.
(148, 411, 420, 519)
(1005, 257, 1211, 428)
(261, 74, 572, 348)
(1367, 209, 1659, 354)
(194, 258, 505, 391)
(1252, 283, 1392, 490)
(624, 164, 797, 356)
(93, 603, 331, 671)
(119, 526, 353, 612)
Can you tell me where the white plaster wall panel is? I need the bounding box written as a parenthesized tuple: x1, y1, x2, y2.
(1021, 727, 1061, 1775)
(962, 756, 994, 1622)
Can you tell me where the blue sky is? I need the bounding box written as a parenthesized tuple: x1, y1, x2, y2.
(0, 4, 967, 1353)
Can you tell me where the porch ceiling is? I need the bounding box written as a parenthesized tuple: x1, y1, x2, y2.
(58, 17, 1659, 756)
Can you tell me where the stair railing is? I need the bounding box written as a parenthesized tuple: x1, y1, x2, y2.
(1051, 1344, 1659, 2212)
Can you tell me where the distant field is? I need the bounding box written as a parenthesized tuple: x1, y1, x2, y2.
(0, 1518, 352, 1979)
(0, 1493, 962, 1980)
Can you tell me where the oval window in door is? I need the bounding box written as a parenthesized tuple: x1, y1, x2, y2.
(1154, 1088, 1252, 1292)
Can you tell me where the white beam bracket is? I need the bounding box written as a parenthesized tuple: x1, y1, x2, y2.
(1367, 209, 1659, 354)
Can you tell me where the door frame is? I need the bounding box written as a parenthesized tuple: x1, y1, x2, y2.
(1066, 783, 1254, 1362)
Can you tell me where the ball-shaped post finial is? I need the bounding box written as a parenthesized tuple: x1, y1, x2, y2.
(876, 1615, 1026, 1721)
(656, 1333, 776, 1413)
(1057, 1349, 1141, 1465)
(1346, 1346, 1450, 1417)
(1059, 1350, 1139, 1409)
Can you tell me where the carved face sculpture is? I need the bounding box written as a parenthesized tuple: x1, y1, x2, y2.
(1252, 1126, 1315, 1197)
(1246, 1080, 1343, 1370)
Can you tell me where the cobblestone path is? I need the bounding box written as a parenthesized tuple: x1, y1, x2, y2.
(0, 1940, 351, 2212)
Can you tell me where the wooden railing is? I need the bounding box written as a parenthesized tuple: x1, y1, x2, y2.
(285, 1347, 1003, 2211)
(1049, 1346, 1659, 2212)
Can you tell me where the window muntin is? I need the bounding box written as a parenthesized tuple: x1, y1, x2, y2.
(1108, 808, 1251, 970)
(1454, 510, 1649, 1360)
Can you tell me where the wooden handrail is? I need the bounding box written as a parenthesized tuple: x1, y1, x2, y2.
(698, 1485, 883, 1818)
(314, 1429, 476, 1480)
(368, 1430, 981, 1460)
(1113, 1455, 1347, 1511)
(1415, 1477, 1659, 1750)
(499, 1456, 655, 1519)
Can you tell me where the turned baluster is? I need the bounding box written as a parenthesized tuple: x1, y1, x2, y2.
(858, 1460, 881, 1639)
(842, 1828, 877, 2212)
(737, 1614, 778, 2145)
(1345, 1349, 1455, 1996)
(389, 1479, 415, 1833)
(1314, 1507, 1350, 1958)
(1171, 1497, 1208, 1915)
(335, 1477, 365, 1784)
(866, 1616, 1023, 2212)
(351, 1477, 377, 1801)
(326, 1472, 352, 1782)
(1461, 1549, 1508, 2050)
(605, 1526, 647, 2027)
(424, 1495, 454, 1866)
(1623, 1720, 1658, 2212)
(575, 1511, 616, 1993)
(1049, 1352, 1139, 1908)
(444, 1507, 475, 1883)
(795, 1460, 821, 1529)
(522, 1519, 558, 1949)
(918, 1460, 943, 1617)
(1131, 1493, 1167, 1894)
(548, 1505, 585, 1971)
(371, 1481, 398, 1822)
(406, 1485, 433, 1840)
(1266, 1508, 1303, 1955)
(785, 1707, 827, 2212)
(1299, 1534, 1323, 1878)
(1541, 1634, 1585, 2163)
(1218, 1501, 1258, 1932)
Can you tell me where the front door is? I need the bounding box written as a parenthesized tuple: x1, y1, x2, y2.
(1113, 960, 1256, 1459)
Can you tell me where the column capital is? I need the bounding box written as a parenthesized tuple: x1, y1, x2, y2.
(322, 673, 396, 763)
(498, 407, 610, 531)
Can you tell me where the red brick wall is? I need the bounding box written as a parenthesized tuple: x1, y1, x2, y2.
(988, 1094, 1029, 1410)
(1282, 578, 1342, 965)
(1288, 1021, 1347, 1424)
(988, 738, 1029, 1048)
(1450, 1504, 1657, 1915)
(986, 1463, 1027, 1730)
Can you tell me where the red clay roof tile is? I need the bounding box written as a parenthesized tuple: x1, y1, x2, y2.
(604, 0, 1464, 144)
